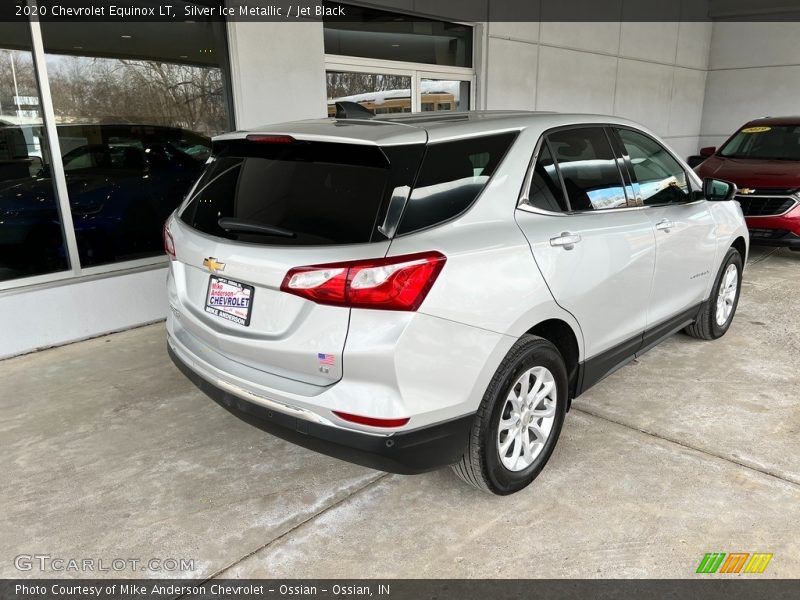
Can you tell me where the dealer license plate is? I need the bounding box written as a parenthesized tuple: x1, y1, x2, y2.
(205, 275, 254, 327)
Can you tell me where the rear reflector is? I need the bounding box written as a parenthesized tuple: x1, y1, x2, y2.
(245, 134, 296, 144)
(333, 411, 410, 428)
(281, 251, 446, 311)
(163, 221, 176, 260)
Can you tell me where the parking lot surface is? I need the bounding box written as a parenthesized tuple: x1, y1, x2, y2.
(2, 247, 798, 578)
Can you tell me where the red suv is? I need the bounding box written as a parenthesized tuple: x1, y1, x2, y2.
(694, 117, 800, 250)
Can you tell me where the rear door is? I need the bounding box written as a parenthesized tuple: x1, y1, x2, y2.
(171, 136, 424, 386)
(612, 127, 716, 328)
(515, 126, 656, 366)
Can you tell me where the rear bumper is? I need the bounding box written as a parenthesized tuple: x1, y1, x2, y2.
(168, 343, 474, 474)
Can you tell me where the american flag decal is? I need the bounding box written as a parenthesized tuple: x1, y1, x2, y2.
(318, 353, 335, 365)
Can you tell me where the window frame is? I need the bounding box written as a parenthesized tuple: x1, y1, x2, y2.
(518, 123, 704, 217)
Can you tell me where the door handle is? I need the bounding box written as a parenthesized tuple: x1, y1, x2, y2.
(655, 219, 675, 232)
(549, 232, 582, 250)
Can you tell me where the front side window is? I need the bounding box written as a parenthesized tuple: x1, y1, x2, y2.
(396, 132, 518, 234)
(547, 127, 628, 211)
(616, 128, 691, 205)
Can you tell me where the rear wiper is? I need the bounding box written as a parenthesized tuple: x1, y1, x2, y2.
(218, 217, 296, 238)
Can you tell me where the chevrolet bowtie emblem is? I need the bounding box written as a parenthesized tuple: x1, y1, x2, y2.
(738, 188, 755, 195)
(203, 257, 226, 273)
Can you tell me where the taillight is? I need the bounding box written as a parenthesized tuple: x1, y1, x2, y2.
(333, 411, 410, 428)
(163, 221, 176, 260)
(281, 251, 446, 311)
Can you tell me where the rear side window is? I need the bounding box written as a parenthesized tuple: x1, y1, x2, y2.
(180, 140, 407, 246)
(396, 132, 518, 235)
(547, 127, 628, 211)
(523, 142, 568, 212)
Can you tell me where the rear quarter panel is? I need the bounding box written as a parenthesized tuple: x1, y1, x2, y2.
(383, 217, 583, 422)
(381, 126, 585, 420)
(386, 125, 585, 353)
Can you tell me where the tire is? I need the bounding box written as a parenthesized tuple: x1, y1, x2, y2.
(452, 335, 568, 495)
(684, 247, 743, 340)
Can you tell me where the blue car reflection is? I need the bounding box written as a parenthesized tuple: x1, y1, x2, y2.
(0, 123, 210, 277)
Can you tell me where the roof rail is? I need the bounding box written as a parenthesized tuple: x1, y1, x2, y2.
(335, 101, 375, 120)
(376, 112, 470, 124)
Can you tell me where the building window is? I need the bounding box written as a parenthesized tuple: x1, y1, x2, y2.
(322, 2, 472, 68)
(0, 23, 70, 282)
(323, 5, 474, 118)
(34, 17, 232, 271)
(326, 71, 412, 116)
(422, 78, 470, 112)
(1, 11, 233, 287)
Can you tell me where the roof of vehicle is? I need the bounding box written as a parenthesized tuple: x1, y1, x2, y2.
(742, 116, 800, 127)
(215, 110, 646, 146)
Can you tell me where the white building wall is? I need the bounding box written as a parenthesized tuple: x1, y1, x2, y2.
(485, 3, 712, 160)
(227, 20, 328, 128)
(700, 22, 800, 150)
(0, 268, 168, 360)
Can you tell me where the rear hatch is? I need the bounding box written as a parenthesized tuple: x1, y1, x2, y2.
(171, 131, 425, 387)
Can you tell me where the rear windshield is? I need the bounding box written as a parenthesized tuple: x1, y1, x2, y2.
(180, 139, 404, 246)
(719, 124, 800, 160)
(179, 133, 516, 245)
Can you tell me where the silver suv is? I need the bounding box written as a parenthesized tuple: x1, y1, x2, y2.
(165, 111, 748, 495)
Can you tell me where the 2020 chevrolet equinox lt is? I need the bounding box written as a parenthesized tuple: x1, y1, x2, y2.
(165, 111, 748, 495)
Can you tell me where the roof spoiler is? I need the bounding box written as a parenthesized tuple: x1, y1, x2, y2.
(335, 101, 375, 120)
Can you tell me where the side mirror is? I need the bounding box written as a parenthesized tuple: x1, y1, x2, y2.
(703, 177, 737, 201)
(27, 155, 44, 177)
(687, 155, 706, 168)
(699, 146, 716, 157)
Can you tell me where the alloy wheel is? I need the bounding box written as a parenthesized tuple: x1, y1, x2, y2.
(497, 366, 557, 472)
(715, 263, 739, 327)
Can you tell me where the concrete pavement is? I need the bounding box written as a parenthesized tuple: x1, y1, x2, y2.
(1, 246, 798, 579)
